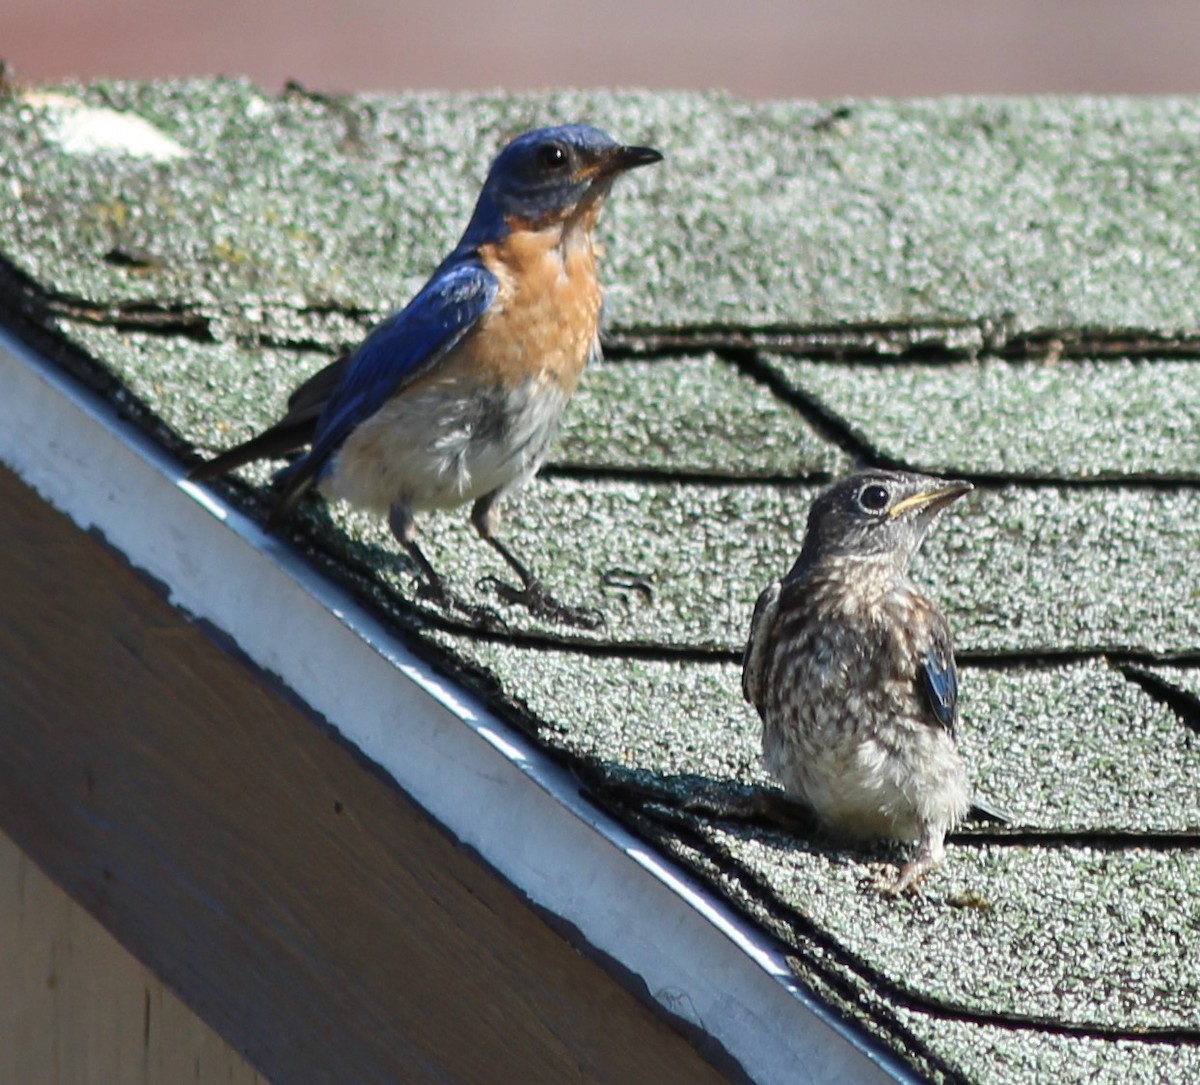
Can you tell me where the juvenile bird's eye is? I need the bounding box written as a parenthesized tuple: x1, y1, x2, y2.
(857, 484, 890, 512)
(537, 142, 570, 170)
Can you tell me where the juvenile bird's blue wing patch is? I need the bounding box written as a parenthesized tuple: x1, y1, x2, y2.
(304, 260, 498, 471)
(919, 624, 959, 737)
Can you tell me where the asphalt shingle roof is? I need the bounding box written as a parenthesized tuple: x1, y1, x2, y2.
(2, 78, 1198, 1083)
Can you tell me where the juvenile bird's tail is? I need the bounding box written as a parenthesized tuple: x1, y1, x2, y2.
(968, 795, 1013, 824)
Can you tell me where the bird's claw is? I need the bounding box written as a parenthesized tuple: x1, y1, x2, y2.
(599, 568, 655, 604)
(477, 574, 605, 630)
(416, 579, 507, 631)
(863, 857, 932, 897)
(863, 863, 907, 897)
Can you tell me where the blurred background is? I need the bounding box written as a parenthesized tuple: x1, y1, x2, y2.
(7, 0, 1200, 98)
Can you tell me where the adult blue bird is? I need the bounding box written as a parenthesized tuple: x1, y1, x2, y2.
(190, 124, 662, 625)
(742, 470, 976, 893)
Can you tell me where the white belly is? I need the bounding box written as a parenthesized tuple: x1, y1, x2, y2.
(766, 719, 969, 844)
(318, 377, 568, 514)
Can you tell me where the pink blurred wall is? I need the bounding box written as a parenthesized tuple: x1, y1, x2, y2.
(7, 0, 1200, 98)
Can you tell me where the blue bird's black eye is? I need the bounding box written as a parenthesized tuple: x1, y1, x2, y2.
(858, 484, 890, 512)
(537, 142, 570, 170)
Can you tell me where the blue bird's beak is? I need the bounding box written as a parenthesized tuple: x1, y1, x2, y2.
(610, 144, 664, 171)
(579, 143, 663, 182)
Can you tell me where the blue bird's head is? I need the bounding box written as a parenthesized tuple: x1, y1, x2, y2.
(462, 124, 662, 242)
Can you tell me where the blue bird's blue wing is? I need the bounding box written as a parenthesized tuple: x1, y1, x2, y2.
(326, 262, 498, 434)
(919, 623, 959, 738)
(265, 260, 497, 521)
(307, 260, 498, 465)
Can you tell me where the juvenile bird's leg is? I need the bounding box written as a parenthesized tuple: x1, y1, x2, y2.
(471, 494, 603, 630)
(388, 503, 502, 628)
(873, 824, 946, 896)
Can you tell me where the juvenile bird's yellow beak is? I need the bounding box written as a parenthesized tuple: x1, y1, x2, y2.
(887, 481, 974, 518)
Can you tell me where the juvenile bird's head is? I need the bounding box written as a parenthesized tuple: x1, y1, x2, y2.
(793, 470, 973, 574)
(463, 124, 662, 240)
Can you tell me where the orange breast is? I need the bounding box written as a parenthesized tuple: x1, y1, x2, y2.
(436, 224, 604, 396)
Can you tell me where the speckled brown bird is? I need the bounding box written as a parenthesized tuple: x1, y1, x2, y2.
(742, 469, 974, 892)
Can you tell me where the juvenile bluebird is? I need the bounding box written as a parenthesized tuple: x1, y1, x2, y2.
(190, 124, 662, 625)
(742, 470, 974, 893)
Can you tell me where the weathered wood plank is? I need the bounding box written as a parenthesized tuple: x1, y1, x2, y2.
(0, 830, 268, 1085)
(0, 464, 733, 1085)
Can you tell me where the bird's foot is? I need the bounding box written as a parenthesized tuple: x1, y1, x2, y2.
(415, 579, 507, 631)
(396, 534, 506, 629)
(478, 574, 604, 630)
(864, 854, 935, 897)
(864, 863, 909, 897)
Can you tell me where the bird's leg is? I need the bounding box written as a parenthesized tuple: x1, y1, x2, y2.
(871, 824, 946, 896)
(399, 537, 448, 601)
(482, 535, 605, 630)
(471, 494, 603, 630)
(388, 503, 503, 628)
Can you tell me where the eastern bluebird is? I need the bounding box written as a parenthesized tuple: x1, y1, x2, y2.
(190, 124, 662, 625)
(742, 470, 974, 893)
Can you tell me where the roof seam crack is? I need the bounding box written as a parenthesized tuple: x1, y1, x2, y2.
(951, 472, 1200, 490)
(949, 827, 1200, 849)
(540, 462, 835, 487)
(605, 325, 1200, 363)
(540, 464, 1200, 491)
(28, 286, 216, 342)
(959, 649, 1200, 668)
(722, 347, 901, 471)
(1115, 664, 1200, 737)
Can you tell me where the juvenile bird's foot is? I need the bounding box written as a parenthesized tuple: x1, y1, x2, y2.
(865, 858, 931, 897)
(865, 838, 941, 896)
(478, 574, 604, 630)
